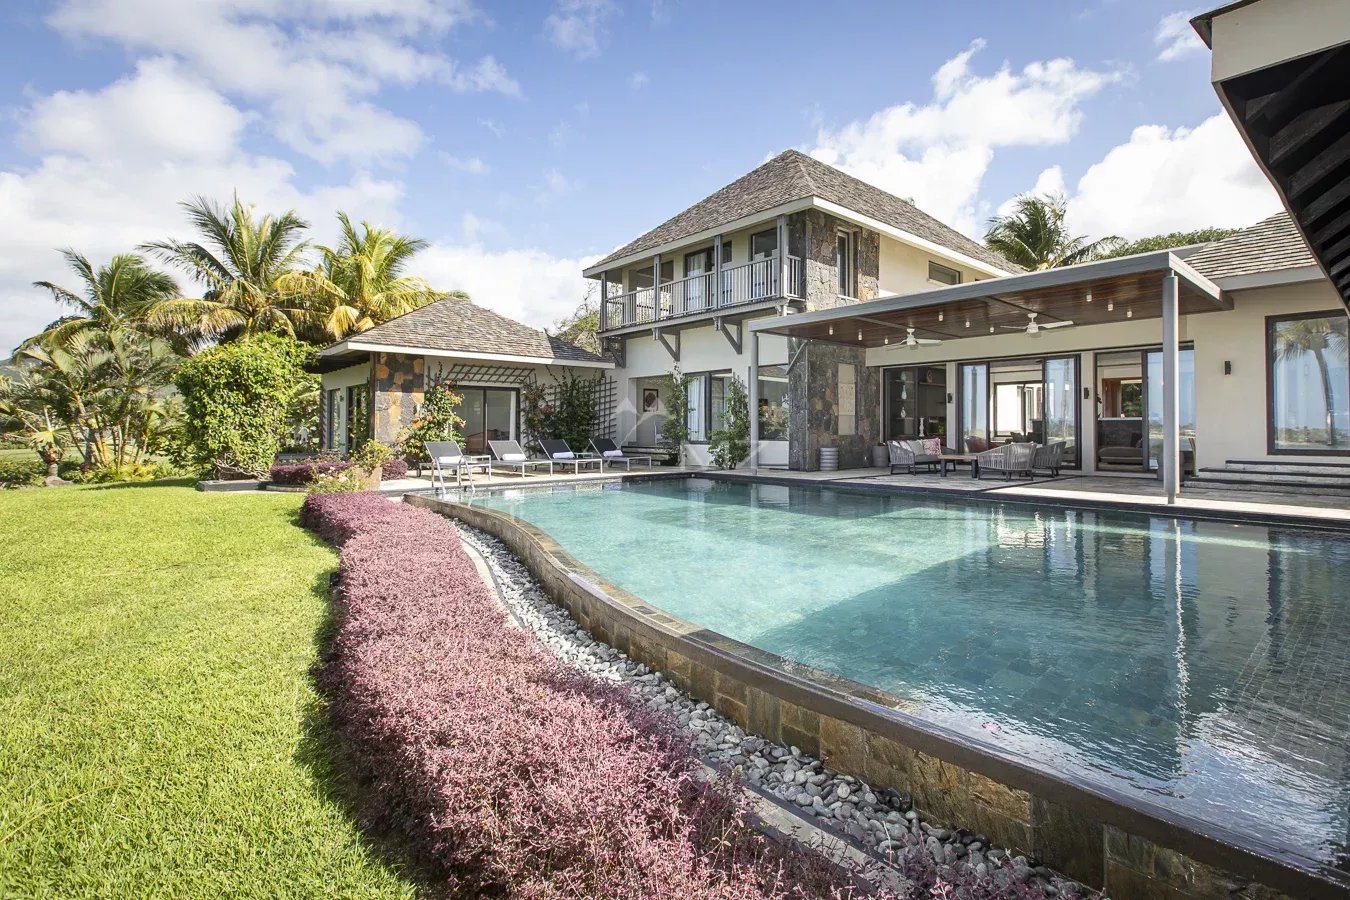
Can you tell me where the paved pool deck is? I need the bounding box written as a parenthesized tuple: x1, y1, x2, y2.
(384, 465, 1350, 529)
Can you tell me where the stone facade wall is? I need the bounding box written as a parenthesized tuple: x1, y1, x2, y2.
(788, 342, 881, 470)
(796, 209, 881, 311)
(371, 352, 425, 444)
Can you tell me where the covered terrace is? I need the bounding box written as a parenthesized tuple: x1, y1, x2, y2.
(747, 251, 1228, 503)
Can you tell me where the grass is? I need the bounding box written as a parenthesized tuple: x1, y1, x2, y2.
(0, 480, 417, 898)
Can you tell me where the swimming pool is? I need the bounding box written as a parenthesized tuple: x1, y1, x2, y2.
(472, 477, 1350, 870)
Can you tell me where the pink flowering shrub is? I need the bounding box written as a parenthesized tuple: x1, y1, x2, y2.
(302, 492, 879, 898)
(380, 457, 409, 479)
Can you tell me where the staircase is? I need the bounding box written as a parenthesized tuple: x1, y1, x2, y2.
(1188, 459, 1350, 497)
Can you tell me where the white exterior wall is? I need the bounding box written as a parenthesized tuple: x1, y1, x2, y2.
(878, 236, 991, 296)
(612, 316, 790, 467)
(861, 279, 1348, 471)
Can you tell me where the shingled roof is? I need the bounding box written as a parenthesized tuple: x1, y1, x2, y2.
(1184, 213, 1318, 280)
(335, 296, 607, 364)
(589, 149, 1018, 274)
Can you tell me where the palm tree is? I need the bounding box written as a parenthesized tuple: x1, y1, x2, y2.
(984, 193, 1122, 270)
(1275, 317, 1349, 447)
(282, 212, 449, 342)
(0, 366, 68, 479)
(142, 195, 312, 342)
(26, 250, 178, 348)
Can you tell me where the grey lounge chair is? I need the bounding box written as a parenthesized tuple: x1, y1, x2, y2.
(488, 439, 553, 476)
(1032, 440, 1066, 477)
(590, 437, 653, 471)
(976, 442, 1035, 480)
(538, 439, 603, 474)
(425, 440, 490, 494)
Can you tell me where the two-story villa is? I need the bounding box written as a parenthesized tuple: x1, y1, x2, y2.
(586, 149, 1021, 469)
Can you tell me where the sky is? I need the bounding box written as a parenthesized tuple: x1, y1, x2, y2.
(0, 0, 1284, 354)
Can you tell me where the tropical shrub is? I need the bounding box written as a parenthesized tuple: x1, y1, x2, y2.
(381, 457, 408, 479)
(269, 460, 353, 486)
(0, 455, 44, 487)
(709, 375, 750, 469)
(394, 378, 464, 467)
(661, 368, 692, 463)
(300, 493, 880, 898)
(521, 372, 599, 451)
(174, 334, 316, 478)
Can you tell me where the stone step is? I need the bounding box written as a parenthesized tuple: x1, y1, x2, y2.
(1199, 468, 1350, 486)
(1221, 459, 1350, 475)
(1188, 476, 1350, 495)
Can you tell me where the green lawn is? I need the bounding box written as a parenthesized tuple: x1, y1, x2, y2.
(0, 481, 416, 898)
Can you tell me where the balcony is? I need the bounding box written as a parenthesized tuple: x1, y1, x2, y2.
(600, 254, 803, 332)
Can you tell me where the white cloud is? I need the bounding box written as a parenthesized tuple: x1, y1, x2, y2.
(480, 118, 506, 138)
(0, 60, 403, 352)
(808, 40, 1120, 234)
(548, 121, 574, 149)
(628, 71, 649, 90)
(1155, 11, 1205, 62)
(45, 0, 517, 164)
(541, 169, 577, 199)
(416, 244, 597, 329)
(1048, 114, 1281, 240)
(440, 154, 490, 174)
(544, 0, 618, 59)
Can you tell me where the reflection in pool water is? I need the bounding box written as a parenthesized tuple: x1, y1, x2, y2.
(474, 478, 1350, 869)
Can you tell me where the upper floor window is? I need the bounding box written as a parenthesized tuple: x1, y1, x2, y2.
(751, 229, 777, 260)
(836, 230, 855, 298)
(928, 261, 962, 285)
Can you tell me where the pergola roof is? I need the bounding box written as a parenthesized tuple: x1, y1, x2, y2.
(749, 251, 1228, 348)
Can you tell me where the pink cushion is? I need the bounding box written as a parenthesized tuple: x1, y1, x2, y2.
(921, 438, 943, 457)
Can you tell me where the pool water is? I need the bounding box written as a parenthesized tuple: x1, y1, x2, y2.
(473, 478, 1350, 868)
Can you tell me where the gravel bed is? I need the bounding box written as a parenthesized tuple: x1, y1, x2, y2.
(456, 523, 1086, 898)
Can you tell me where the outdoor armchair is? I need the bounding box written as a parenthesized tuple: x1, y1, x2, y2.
(538, 439, 603, 474)
(887, 439, 944, 475)
(976, 442, 1035, 480)
(488, 440, 554, 477)
(590, 438, 654, 471)
(1031, 440, 1066, 477)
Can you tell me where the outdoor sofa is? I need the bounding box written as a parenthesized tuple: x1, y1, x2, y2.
(487, 440, 554, 477)
(590, 438, 654, 471)
(976, 442, 1036, 479)
(887, 438, 946, 475)
(1032, 440, 1067, 477)
(538, 439, 603, 474)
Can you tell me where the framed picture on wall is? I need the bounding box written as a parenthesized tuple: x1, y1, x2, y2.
(642, 388, 660, 411)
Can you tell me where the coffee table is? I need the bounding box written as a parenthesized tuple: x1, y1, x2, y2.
(939, 453, 980, 479)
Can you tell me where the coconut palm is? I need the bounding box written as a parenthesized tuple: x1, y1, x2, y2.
(1275, 316, 1349, 447)
(25, 250, 178, 349)
(142, 195, 312, 342)
(282, 212, 451, 342)
(984, 193, 1122, 270)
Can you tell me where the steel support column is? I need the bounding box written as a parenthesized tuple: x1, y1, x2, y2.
(1162, 273, 1180, 504)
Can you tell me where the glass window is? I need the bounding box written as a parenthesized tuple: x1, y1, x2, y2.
(345, 384, 370, 448)
(686, 374, 706, 442)
(959, 363, 989, 448)
(456, 387, 517, 454)
(836, 231, 855, 297)
(1268, 312, 1349, 453)
(757, 365, 790, 441)
(837, 363, 856, 435)
(928, 261, 961, 285)
(709, 374, 730, 433)
(750, 229, 777, 260)
(325, 388, 343, 449)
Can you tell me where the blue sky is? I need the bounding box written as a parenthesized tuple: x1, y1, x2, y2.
(0, 0, 1282, 352)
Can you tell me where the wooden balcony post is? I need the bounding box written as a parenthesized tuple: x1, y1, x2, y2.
(599, 271, 608, 330)
(714, 234, 723, 309)
(652, 253, 661, 321)
(777, 214, 788, 298)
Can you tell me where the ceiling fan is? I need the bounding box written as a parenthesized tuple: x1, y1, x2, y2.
(884, 327, 943, 349)
(1001, 312, 1073, 335)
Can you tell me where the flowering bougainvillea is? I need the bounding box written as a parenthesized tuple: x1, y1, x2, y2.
(300, 492, 888, 899)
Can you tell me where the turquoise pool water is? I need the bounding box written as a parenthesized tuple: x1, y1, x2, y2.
(472, 478, 1350, 869)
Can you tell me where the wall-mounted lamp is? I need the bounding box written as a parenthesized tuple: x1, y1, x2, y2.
(1083, 387, 1090, 401)
(946, 392, 953, 404)
(1223, 360, 1232, 375)
(828, 323, 834, 336)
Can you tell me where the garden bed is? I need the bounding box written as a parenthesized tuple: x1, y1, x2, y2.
(301, 492, 889, 898)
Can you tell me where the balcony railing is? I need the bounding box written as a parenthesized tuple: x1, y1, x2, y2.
(600, 254, 803, 331)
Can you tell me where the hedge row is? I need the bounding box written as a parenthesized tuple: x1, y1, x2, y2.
(302, 492, 876, 898)
(270, 457, 409, 485)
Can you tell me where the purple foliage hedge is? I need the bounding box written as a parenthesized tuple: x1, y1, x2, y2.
(269, 460, 352, 485)
(302, 492, 879, 899)
(380, 457, 409, 480)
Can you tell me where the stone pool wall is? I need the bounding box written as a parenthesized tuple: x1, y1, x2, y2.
(405, 491, 1338, 900)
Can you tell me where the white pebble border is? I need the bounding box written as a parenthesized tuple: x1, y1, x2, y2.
(456, 522, 1085, 898)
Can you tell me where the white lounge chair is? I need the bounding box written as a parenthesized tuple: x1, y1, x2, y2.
(488, 440, 553, 477)
(539, 439, 603, 474)
(425, 440, 490, 494)
(590, 437, 654, 471)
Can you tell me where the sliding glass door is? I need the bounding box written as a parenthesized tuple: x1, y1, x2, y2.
(458, 387, 518, 454)
(1042, 356, 1079, 468)
(957, 362, 989, 451)
(1145, 348, 1196, 472)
